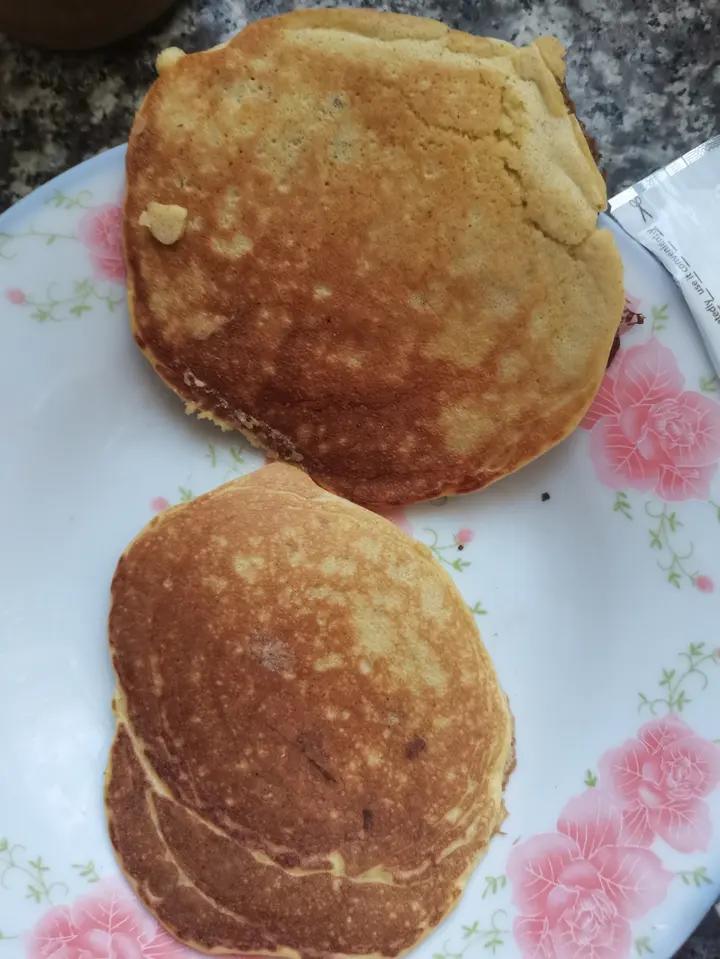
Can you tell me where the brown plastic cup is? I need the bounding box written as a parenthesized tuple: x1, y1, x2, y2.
(0, 0, 177, 49)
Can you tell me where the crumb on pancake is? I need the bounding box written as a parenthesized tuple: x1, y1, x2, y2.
(139, 201, 188, 245)
(156, 47, 186, 74)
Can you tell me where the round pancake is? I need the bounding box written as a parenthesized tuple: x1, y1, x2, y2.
(109, 464, 513, 882)
(124, 9, 624, 507)
(106, 723, 512, 959)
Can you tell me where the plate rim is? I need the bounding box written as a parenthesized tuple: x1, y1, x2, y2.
(0, 144, 127, 228)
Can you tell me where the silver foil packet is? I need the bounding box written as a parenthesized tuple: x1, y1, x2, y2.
(610, 135, 720, 375)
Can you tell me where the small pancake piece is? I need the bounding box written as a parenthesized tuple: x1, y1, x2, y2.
(124, 8, 624, 507)
(106, 463, 514, 957)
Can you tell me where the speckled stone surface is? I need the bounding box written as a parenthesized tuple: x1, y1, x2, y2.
(1, 2, 720, 953)
(1, 0, 720, 212)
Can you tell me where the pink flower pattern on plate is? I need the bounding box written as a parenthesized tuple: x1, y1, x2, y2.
(27, 879, 190, 959)
(600, 714, 720, 853)
(78, 204, 125, 282)
(582, 338, 720, 501)
(150, 496, 170, 513)
(509, 713, 720, 958)
(508, 789, 672, 959)
(694, 575, 714, 593)
(5, 287, 26, 304)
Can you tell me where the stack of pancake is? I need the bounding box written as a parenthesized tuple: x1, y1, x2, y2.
(124, 7, 624, 507)
(106, 464, 514, 957)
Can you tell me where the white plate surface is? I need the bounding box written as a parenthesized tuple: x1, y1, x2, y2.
(1, 147, 719, 959)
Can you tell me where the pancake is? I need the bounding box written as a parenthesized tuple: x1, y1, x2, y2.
(106, 463, 514, 956)
(107, 723, 506, 959)
(124, 9, 624, 508)
(106, 727, 271, 955)
(109, 463, 511, 877)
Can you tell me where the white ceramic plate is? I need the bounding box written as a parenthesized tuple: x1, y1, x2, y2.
(1, 147, 719, 959)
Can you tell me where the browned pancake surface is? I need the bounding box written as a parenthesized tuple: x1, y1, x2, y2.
(106, 463, 514, 956)
(106, 728, 268, 955)
(125, 9, 624, 506)
(107, 723, 507, 958)
(109, 464, 511, 878)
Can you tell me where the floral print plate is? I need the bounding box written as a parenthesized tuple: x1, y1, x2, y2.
(1, 146, 719, 959)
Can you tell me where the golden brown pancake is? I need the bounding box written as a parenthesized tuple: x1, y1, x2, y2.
(124, 9, 624, 507)
(107, 723, 505, 959)
(106, 463, 513, 956)
(106, 728, 271, 954)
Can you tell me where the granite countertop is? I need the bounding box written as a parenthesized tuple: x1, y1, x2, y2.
(1, 1, 719, 955)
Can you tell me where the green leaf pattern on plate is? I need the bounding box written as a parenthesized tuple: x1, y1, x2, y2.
(0, 839, 67, 905)
(638, 643, 720, 715)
